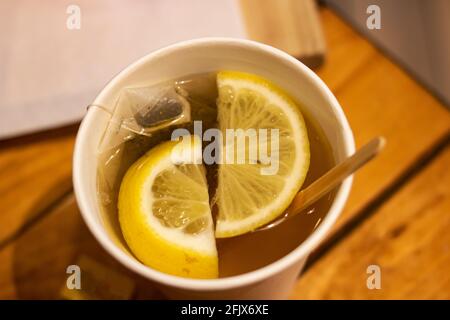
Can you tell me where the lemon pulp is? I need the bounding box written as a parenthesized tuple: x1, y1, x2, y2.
(215, 71, 310, 237)
(118, 136, 218, 278)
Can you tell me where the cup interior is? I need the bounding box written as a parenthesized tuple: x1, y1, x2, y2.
(73, 38, 355, 291)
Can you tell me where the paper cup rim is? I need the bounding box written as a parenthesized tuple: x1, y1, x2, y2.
(73, 37, 355, 291)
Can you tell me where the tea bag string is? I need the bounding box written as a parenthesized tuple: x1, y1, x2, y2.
(87, 103, 150, 135)
(87, 103, 144, 135)
(87, 103, 113, 116)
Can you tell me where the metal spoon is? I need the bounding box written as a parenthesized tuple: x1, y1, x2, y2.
(255, 137, 386, 232)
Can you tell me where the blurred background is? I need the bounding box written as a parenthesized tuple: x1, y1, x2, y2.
(0, 0, 449, 299)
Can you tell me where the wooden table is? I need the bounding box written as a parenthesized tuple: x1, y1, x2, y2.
(0, 7, 449, 299)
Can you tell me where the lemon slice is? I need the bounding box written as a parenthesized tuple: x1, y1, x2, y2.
(118, 136, 218, 278)
(215, 71, 310, 238)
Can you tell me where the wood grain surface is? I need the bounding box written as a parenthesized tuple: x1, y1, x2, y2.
(291, 145, 450, 299)
(0, 126, 77, 245)
(240, 0, 326, 67)
(0, 195, 163, 299)
(313, 10, 450, 240)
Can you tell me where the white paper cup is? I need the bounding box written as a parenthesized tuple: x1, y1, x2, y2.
(73, 38, 355, 299)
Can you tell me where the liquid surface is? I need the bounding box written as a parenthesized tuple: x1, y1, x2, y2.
(97, 72, 335, 277)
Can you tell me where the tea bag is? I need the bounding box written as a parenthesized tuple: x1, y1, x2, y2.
(121, 85, 191, 136)
(99, 85, 191, 151)
(97, 83, 192, 206)
(175, 73, 217, 129)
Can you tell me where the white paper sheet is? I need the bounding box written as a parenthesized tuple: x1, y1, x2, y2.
(0, 0, 245, 138)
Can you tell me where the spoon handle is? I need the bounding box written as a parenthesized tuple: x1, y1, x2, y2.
(287, 136, 386, 218)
